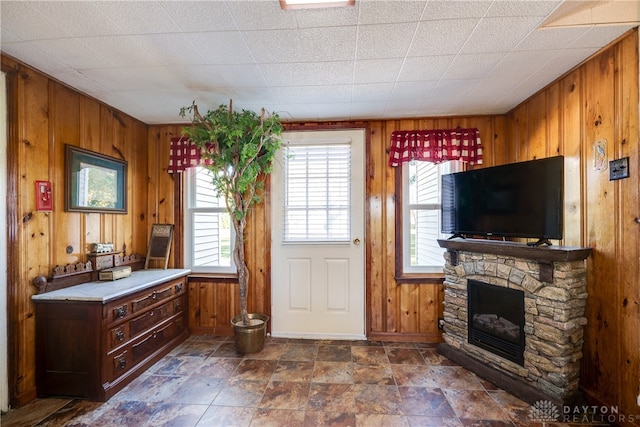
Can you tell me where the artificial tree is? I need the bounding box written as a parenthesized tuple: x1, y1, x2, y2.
(179, 101, 283, 327)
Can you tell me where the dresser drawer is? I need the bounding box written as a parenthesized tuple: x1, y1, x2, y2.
(131, 316, 185, 364)
(131, 285, 174, 313)
(107, 324, 130, 351)
(108, 302, 130, 324)
(109, 349, 133, 381)
(129, 299, 175, 336)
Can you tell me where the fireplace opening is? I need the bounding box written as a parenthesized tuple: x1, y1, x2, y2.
(467, 279, 525, 365)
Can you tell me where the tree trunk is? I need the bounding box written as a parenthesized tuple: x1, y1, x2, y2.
(234, 218, 250, 325)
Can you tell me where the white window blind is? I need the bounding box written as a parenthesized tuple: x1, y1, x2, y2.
(283, 143, 351, 242)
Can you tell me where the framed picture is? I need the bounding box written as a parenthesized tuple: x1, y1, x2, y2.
(65, 145, 127, 213)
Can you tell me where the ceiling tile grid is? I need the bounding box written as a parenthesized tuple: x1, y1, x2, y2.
(0, 0, 637, 124)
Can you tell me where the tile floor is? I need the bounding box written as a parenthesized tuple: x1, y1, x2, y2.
(1, 335, 610, 427)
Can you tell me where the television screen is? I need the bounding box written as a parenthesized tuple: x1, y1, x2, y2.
(441, 156, 564, 242)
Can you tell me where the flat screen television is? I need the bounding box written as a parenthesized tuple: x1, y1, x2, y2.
(441, 156, 564, 245)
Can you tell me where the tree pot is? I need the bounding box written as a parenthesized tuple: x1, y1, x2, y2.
(231, 313, 269, 354)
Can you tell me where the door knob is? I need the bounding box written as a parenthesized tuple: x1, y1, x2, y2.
(353, 238, 361, 245)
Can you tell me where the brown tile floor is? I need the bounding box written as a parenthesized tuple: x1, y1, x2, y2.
(1, 335, 611, 427)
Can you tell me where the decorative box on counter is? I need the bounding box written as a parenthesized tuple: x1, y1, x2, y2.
(99, 266, 132, 281)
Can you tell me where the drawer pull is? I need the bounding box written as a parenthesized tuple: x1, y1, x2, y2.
(174, 300, 181, 310)
(152, 291, 157, 300)
(175, 283, 183, 293)
(118, 358, 126, 369)
(116, 330, 125, 341)
(114, 306, 127, 319)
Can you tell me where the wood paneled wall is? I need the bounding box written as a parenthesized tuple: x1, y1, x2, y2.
(505, 30, 639, 425)
(2, 56, 151, 406)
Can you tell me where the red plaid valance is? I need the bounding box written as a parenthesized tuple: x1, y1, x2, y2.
(168, 137, 209, 174)
(388, 128, 483, 167)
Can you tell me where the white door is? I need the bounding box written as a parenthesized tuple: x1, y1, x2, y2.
(271, 129, 365, 340)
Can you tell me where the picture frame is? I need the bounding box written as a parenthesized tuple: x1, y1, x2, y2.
(65, 145, 127, 213)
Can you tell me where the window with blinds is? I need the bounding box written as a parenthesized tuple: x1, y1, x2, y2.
(184, 166, 234, 272)
(403, 160, 460, 272)
(283, 143, 351, 243)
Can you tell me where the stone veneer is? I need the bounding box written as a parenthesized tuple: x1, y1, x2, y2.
(437, 239, 592, 406)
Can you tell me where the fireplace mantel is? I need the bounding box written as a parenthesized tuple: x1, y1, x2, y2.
(438, 238, 592, 262)
(437, 237, 593, 407)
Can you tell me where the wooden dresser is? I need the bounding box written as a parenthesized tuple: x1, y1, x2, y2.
(32, 268, 191, 401)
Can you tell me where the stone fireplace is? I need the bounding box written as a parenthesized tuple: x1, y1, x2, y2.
(437, 239, 592, 407)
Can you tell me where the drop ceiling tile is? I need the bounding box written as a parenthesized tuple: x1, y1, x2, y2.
(569, 25, 636, 49)
(357, 0, 426, 25)
(0, 2, 69, 40)
(535, 47, 602, 75)
(391, 81, 438, 100)
(158, 65, 224, 91)
(348, 101, 388, 120)
(356, 22, 417, 60)
(92, 1, 182, 34)
(442, 52, 505, 80)
(159, 1, 237, 32)
(244, 27, 356, 64)
(277, 104, 320, 121)
(514, 26, 591, 51)
(491, 50, 555, 77)
(80, 67, 185, 91)
(353, 58, 404, 84)
(28, 38, 114, 70)
(464, 75, 524, 100)
(52, 69, 109, 95)
(429, 79, 482, 100)
(293, 6, 359, 27)
(228, 87, 278, 106)
(408, 19, 478, 56)
(352, 83, 394, 102)
(261, 61, 354, 87)
(81, 35, 162, 68)
(0, 30, 22, 44)
(421, 1, 492, 20)
(274, 85, 352, 104)
(28, 1, 123, 37)
(398, 55, 455, 82)
(190, 31, 255, 65)
(460, 16, 546, 54)
(226, 1, 298, 31)
(312, 102, 353, 120)
(0, 42, 64, 75)
(485, 1, 562, 18)
(127, 34, 205, 66)
(212, 64, 267, 87)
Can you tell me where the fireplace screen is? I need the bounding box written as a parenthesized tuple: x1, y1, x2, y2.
(467, 279, 525, 365)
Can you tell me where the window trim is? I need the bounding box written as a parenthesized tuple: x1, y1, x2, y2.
(394, 161, 462, 284)
(183, 166, 237, 274)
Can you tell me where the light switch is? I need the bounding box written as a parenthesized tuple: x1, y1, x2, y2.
(609, 157, 629, 181)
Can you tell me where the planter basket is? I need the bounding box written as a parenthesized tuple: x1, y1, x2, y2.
(231, 313, 269, 354)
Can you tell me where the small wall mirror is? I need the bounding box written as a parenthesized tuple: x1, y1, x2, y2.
(65, 145, 127, 213)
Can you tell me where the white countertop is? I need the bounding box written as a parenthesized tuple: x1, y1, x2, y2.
(31, 269, 191, 303)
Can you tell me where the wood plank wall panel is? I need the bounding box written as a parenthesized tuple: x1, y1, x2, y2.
(504, 30, 639, 426)
(561, 70, 584, 248)
(2, 56, 151, 406)
(616, 32, 640, 419)
(583, 45, 620, 405)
